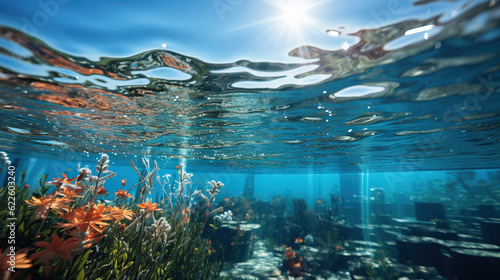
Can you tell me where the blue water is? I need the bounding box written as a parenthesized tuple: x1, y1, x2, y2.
(1, 3, 500, 279)
(0, 0, 499, 173)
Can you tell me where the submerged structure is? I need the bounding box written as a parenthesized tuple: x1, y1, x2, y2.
(1, 0, 500, 279)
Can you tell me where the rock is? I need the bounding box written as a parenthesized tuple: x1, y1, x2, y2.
(352, 240, 380, 248)
(402, 225, 458, 241)
(459, 208, 478, 217)
(394, 263, 414, 276)
(213, 222, 261, 262)
(413, 265, 439, 279)
(223, 240, 286, 280)
(414, 202, 445, 222)
(480, 219, 500, 245)
(447, 248, 500, 280)
(477, 205, 497, 218)
(396, 235, 500, 275)
(351, 275, 370, 280)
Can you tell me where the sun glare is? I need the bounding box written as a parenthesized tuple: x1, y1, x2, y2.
(280, 1, 309, 28)
(229, 0, 325, 53)
(260, 0, 324, 47)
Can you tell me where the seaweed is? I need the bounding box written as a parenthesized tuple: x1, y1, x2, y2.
(0, 154, 229, 280)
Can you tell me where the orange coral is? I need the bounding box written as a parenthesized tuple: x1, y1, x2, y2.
(30, 233, 78, 264)
(284, 247, 295, 259)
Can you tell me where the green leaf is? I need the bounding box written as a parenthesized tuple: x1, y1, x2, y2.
(123, 261, 134, 270)
(119, 252, 127, 262)
(76, 269, 85, 280)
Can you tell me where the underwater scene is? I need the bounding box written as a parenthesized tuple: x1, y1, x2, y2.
(1, 0, 500, 279)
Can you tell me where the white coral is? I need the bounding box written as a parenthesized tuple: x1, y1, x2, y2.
(144, 217, 172, 245)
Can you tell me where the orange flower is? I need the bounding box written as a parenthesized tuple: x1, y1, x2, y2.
(181, 216, 190, 224)
(69, 230, 104, 249)
(56, 204, 111, 233)
(115, 189, 132, 200)
(25, 196, 71, 210)
(46, 173, 79, 190)
(85, 230, 105, 244)
(108, 205, 134, 220)
(61, 173, 77, 184)
(59, 187, 84, 198)
(25, 196, 72, 219)
(137, 201, 160, 212)
(0, 248, 32, 272)
(121, 179, 127, 186)
(316, 200, 322, 204)
(119, 224, 126, 232)
(295, 238, 303, 243)
(30, 233, 78, 264)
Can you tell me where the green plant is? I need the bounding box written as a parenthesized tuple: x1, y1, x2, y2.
(0, 154, 228, 280)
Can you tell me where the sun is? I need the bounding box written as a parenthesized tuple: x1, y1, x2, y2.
(258, 0, 323, 47)
(224, 0, 325, 54)
(280, 0, 310, 28)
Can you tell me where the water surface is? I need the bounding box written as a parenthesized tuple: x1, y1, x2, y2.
(0, 0, 499, 172)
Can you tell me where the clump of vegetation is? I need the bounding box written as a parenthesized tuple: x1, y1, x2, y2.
(365, 243, 399, 280)
(0, 154, 228, 280)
